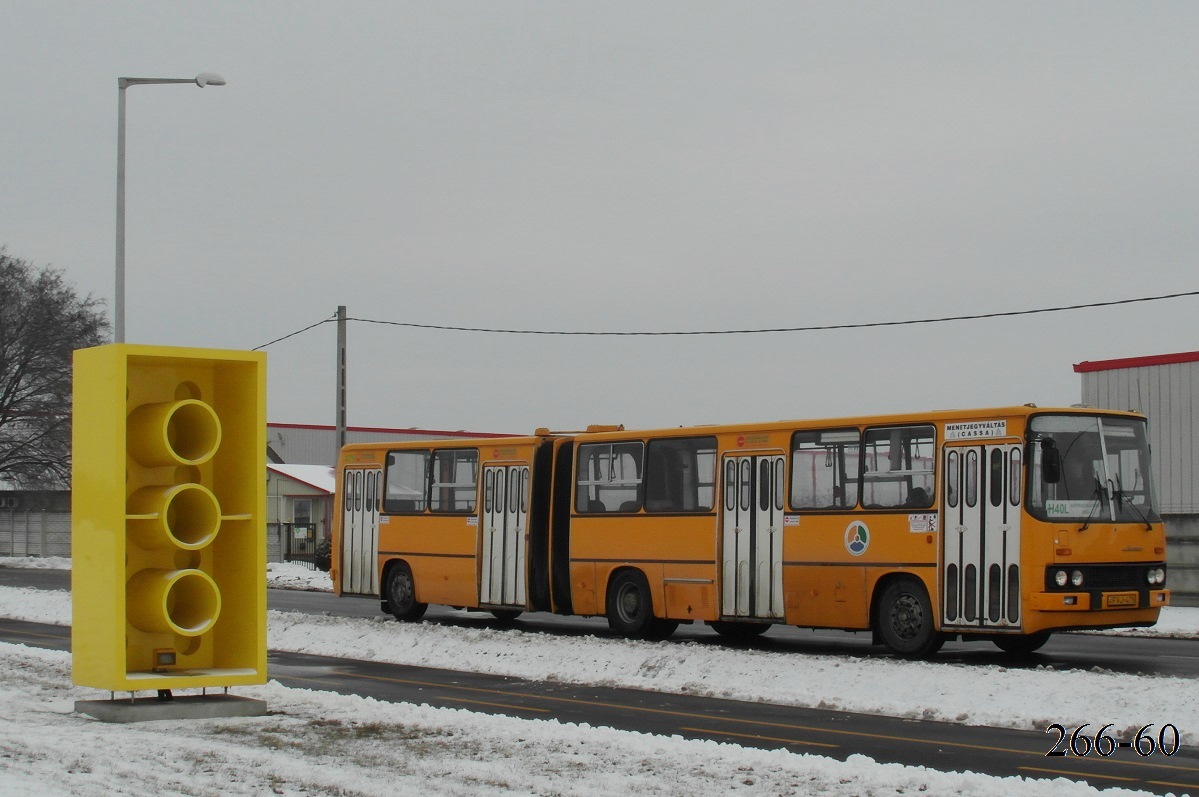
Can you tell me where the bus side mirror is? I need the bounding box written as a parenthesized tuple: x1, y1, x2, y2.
(1041, 439, 1061, 483)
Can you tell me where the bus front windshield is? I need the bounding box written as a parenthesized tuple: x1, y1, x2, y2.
(1027, 414, 1159, 525)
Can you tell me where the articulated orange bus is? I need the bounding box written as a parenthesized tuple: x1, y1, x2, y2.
(332, 406, 1169, 657)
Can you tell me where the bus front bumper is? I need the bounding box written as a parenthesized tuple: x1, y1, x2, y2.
(1030, 589, 1170, 611)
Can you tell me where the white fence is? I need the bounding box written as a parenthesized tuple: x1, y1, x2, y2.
(0, 510, 72, 558)
(2, 511, 293, 565)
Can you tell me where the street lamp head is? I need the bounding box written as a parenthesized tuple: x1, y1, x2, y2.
(114, 71, 227, 343)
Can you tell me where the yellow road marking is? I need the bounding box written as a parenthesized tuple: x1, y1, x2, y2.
(273, 673, 342, 687)
(680, 726, 837, 749)
(1148, 780, 1199, 791)
(1019, 767, 1137, 782)
(439, 696, 550, 714)
(1, 626, 68, 642)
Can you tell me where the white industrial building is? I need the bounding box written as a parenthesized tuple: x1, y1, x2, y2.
(1076, 350, 1199, 606)
(267, 423, 509, 468)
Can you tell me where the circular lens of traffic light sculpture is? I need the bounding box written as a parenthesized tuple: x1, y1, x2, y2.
(127, 483, 222, 550)
(165, 400, 222, 464)
(128, 399, 222, 467)
(126, 568, 222, 636)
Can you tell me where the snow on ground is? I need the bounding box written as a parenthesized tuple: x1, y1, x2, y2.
(4, 583, 1196, 746)
(1, 555, 74, 570)
(1, 557, 1195, 795)
(266, 561, 334, 592)
(0, 641, 1161, 797)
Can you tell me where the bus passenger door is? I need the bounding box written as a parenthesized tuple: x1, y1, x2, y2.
(341, 467, 381, 596)
(481, 464, 529, 607)
(941, 444, 1022, 630)
(721, 454, 785, 619)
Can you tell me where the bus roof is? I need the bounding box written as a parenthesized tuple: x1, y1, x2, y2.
(337, 406, 1146, 451)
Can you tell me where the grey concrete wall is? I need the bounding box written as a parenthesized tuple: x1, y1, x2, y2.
(1164, 513, 1199, 607)
(0, 511, 71, 557)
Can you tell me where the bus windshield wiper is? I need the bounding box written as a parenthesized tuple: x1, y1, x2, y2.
(1113, 475, 1153, 530)
(1078, 478, 1104, 531)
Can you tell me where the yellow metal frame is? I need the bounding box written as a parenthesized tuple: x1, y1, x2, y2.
(72, 344, 266, 692)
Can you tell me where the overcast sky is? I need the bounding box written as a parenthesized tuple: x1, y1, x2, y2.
(3, 2, 1197, 435)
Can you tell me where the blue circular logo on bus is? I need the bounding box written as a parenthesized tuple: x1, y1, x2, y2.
(845, 521, 869, 556)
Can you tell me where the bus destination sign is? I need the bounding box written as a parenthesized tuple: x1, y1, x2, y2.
(945, 420, 1007, 440)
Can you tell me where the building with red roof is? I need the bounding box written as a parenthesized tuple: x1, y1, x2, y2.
(1076, 350, 1199, 605)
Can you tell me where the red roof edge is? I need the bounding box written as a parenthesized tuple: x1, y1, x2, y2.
(267, 422, 511, 438)
(1074, 350, 1199, 373)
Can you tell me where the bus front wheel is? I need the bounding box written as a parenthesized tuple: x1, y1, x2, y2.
(877, 577, 942, 658)
(385, 562, 428, 622)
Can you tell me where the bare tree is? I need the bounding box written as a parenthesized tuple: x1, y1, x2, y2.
(0, 249, 109, 488)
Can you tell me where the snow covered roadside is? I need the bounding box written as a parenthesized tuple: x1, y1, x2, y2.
(1, 563, 1193, 796)
(0, 556, 75, 571)
(0, 642, 1160, 797)
(1, 557, 337, 593)
(2, 583, 1196, 748)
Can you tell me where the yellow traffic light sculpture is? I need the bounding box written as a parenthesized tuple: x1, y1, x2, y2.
(72, 344, 266, 692)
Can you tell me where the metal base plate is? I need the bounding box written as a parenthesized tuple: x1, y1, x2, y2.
(74, 694, 268, 723)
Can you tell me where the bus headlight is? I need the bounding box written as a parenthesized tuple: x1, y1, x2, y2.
(1054, 570, 1069, 587)
(1147, 568, 1166, 585)
(1071, 570, 1084, 587)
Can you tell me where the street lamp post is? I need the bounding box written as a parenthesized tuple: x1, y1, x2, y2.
(115, 73, 226, 343)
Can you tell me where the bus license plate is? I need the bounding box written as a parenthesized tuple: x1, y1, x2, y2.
(1106, 593, 1138, 608)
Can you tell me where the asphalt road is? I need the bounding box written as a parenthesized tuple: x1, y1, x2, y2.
(3, 565, 1198, 794)
(6, 564, 1199, 677)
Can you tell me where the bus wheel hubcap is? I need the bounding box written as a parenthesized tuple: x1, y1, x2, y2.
(619, 587, 640, 620)
(893, 594, 922, 639)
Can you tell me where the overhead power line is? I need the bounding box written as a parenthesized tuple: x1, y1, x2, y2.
(252, 312, 339, 351)
(253, 289, 1199, 349)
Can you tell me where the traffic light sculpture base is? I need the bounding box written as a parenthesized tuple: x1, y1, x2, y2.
(74, 694, 268, 724)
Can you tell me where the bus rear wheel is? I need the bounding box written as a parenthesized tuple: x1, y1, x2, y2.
(608, 570, 672, 640)
(385, 562, 427, 622)
(877, 577, 942, 658)
(992, 631, 1051, 654)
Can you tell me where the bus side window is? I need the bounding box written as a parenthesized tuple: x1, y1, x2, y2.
(644, 436, 716, 512)
(575, 442, 644, 513)
(862, 425, 935, 509)
(384, 450, 429, 513)
(430, 449, 479, 513)
(790, 428, 861, 510)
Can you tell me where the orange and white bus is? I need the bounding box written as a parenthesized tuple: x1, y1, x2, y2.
(332, 406, 1169, 657)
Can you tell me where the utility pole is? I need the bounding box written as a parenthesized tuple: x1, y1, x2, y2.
(336, 306, 347, 461)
